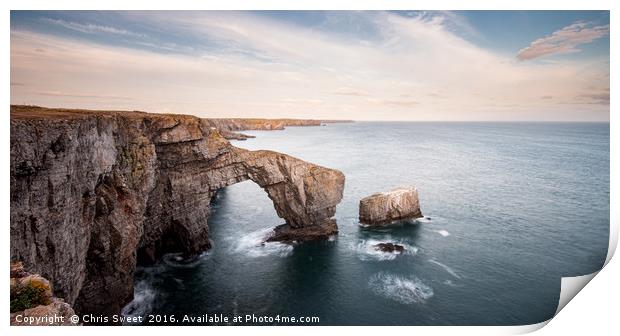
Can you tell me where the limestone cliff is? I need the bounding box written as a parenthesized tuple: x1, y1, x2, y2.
(10, 105, 345, 318)
(203, 118, 343, 140)
(205, 118, 322, 132)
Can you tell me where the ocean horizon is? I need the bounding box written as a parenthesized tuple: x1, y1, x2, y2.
(121, 121, 609, 325)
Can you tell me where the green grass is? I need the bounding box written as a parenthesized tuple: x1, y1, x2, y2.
(10, 281, 50, 313)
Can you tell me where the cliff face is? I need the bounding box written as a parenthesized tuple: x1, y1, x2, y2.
(10, 105, 345, 318)
(205, 118, 322, 131)
(203, 118, 322, 140)
(203, 117, 353, 140)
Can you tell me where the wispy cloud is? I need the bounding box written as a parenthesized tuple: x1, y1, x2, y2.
(332, 87, 370, 97)
(373, 99, 419, 108)
(10, 12, 610, 121)
(575, 90, 610, 105)
(41, 17, 146, 38)
(517, 21, 609, 61)
(36, 90, 134, 100)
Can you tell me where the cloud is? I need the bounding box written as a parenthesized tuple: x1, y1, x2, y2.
(36, 91, 134, 100)
(10, 12, 610, 121)
(428, 91, 446, 99)
(517, 21, 609, 61)
(575, 91, 610, 105)
(332, 87, 370, 97)
(367, 98, 419, 108)
(435, 11, 482, 39)
(41, 17, 145, 38)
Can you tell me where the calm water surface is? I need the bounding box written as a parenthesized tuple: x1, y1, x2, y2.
(122, 122, 609, 325)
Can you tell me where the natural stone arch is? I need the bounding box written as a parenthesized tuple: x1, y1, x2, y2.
(10, 106, 345, 318)
(205, 148, 345, 232)
(137, 146, 345, 263)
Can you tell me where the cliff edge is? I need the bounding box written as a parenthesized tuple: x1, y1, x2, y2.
(10, 105, 345, 319)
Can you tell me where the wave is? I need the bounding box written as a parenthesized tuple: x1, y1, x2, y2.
(162, 251, 210, 269)
(358, 218, 420, 228)
(429, 259, 462, 279)
(436, 229, 450, 237)
(415, 216, 433, 223)
(368, 272, 434, 304)
(248, 205, 263, 212)
(443, 279, 457, 287)
(233, 228, 293, 258)
(121, 270, 162, 324)
(352, 238, 418, 261)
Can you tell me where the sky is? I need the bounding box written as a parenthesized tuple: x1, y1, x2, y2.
(10, 11, 610, 121)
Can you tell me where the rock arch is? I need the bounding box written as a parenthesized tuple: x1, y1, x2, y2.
(10, 106, 345, 318)
(137, 146, 345, 263)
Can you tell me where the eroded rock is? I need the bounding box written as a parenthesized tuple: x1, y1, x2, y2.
(374, 243, 405, 253)
(359, 187, 423, 225)
(10, 298, 78, 326)
(10, 262, 78, 326)
(10, 105, 345, 319)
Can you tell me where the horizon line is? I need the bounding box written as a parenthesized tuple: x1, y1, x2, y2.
(9, 104, 610, 123)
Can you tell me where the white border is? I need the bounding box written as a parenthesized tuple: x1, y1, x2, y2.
(2, 1, 617, 335)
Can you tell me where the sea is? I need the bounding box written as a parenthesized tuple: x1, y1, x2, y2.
(121, 122, 610, 326)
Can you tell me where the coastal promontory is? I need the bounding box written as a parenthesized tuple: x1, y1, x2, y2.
(10, 105, 345, 319)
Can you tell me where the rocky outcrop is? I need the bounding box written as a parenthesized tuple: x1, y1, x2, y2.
(374, 243, 405, 253)
(359, 187, 422, 225)
(10, 105, 344, 319)
(10, 262, 78, 326)
(219, 130, 256, 141)
(205, 118, 322, 132)
(204, 118, 320, 140)
(203, 118, 353, 140)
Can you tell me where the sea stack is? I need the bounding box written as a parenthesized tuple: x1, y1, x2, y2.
(359, 187, 423, 225)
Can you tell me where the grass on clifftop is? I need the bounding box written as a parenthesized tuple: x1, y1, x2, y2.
(10, 280, 51, 313)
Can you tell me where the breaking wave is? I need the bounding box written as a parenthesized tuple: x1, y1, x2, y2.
(368, 272, 434, 304)
(121, 266, 165, 324)
(352, 238, 418, 261)
(162, 251, 210, 268)
(415, 216, 433, 223)
(436, 229, 450, 237)
(233, 228, 293, 258)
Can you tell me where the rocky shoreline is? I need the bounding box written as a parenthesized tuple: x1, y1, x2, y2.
(204, 117, 352, 140)
(10, 105, 345, 320)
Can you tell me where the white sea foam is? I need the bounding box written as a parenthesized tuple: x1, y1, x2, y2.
(352, 239, 418, 261)
(368, 272, 434, 304)
(234, 228, 293, 258)
(121, 277, 157, 324)
(415, 216, 433, 223)
(436, 229, 450, 237)
(358, 218, 419, 227)
(162, 251, 210, 268)
(429, 259, 462, 279)
(248, 205, 263, 212)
